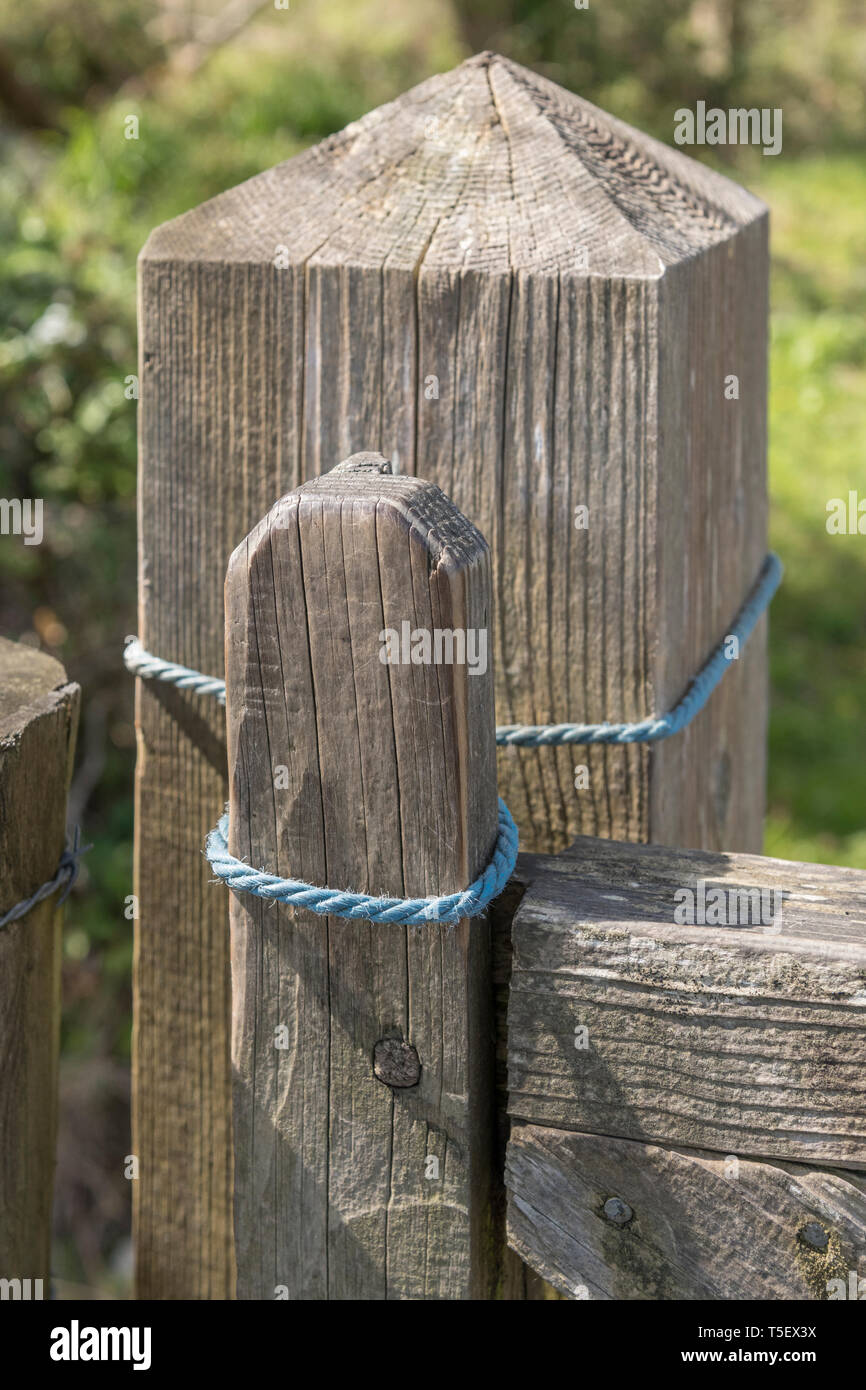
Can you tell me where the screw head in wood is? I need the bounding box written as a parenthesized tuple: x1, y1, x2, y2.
(602, 1196, 633, 1226)
(373, 1038, 421, 1088)
(799, 1221, 829, 1251)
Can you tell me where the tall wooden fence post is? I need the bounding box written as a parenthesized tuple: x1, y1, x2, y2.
(225, 456, 498, 1299)
(0, 638, 79, 1291)
(135, 51, 768, 1293)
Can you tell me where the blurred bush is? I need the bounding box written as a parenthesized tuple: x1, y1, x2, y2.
(457, 0, 866, 152)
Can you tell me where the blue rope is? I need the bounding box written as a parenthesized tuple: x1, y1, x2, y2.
(497, 552, 783, 746)
(124, 552, 782, 747)
(123, 637, 227, 703)
(0, 827, 88, 931)
(205, 797, 519, 925)
(127, 554, 780, 924)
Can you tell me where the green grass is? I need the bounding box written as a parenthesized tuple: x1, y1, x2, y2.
(752, 155, 866, 866)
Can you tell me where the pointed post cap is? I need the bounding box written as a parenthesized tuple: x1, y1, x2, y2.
(142, 52, 766, 278)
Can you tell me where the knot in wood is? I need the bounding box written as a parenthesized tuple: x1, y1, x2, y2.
(799, 1221, 829, 1251)
(373, 1038, 421, 1088)
(602, 1196, 633, 1227)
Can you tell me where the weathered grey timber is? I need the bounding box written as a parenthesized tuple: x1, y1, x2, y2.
(226, 458, 499, 1299)
(506, 1124, 866, 1301)
(506, 837, 866, 1166)
(0, 638, 79, 1286)
(135, 51, 769, 1294)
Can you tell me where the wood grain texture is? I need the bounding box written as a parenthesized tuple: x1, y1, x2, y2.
(490, 880, 563, 1299)
(0, 638, 79, 1286)
(226, 459, 499, 1299)
(507, 838, 866, 1167)
(506, 1123, 866, 1301)
(135, 51, 768, 1293)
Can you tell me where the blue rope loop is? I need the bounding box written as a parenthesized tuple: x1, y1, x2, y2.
(123, 553, 782, 747)
(206, 797, 519, 926)
(127, 554, 782, 925)
(0, 827, 89, 932)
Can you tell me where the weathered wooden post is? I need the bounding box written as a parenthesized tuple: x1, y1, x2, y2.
(0, 638, 79, 1291)
(135, 52, 768, 1293)
(224, 455, 498, 1298)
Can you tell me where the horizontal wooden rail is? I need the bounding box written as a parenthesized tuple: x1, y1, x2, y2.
(506, 1125, 866, 1301)
(500, 836, 866, 1299)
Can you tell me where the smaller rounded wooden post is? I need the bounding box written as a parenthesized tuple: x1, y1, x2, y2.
(225, 454, 499, 1299)
(0, 638, 79, 1289)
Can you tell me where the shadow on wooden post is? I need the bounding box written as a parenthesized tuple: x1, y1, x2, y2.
(225, 453, 500, 1299)
(0, 637, 79, 1291)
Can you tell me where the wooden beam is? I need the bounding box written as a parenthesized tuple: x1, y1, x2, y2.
(506, 1123, 866, 1301)
(226, 457, 499, 1299)
(506, 837, 866, 1167)
(0, 638, 79, 1288)
(135, 51, 769, 1293)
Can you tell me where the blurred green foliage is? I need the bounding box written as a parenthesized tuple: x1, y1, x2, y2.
(753, 154, 866, 864)
(0, 0, 864, 1291)
(458, 0, 866, 151)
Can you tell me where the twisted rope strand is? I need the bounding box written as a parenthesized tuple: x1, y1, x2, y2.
(0, 827, 88, 931)
(124, 553, 782, 747)
(128, 554, 781, 923)
(496, 552, 783, 746)
(205, 797, 519, 926)
(123, 637, 227, 703)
